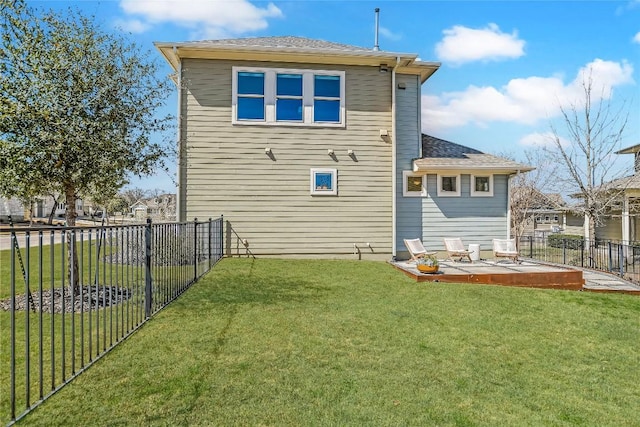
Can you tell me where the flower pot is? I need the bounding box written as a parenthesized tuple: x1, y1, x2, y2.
(417, 264, 439, 274)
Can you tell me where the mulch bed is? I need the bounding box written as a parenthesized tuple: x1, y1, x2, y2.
(0, 285, 133, 314)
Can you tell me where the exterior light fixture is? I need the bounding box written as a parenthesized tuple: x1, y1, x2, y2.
(328, 148, 334, 155)
(379, 64, 389, 73)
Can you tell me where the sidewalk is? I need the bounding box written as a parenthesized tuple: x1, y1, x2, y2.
(581, 269, 640, 294)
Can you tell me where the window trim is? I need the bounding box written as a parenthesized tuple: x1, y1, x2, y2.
(402, 171, 426, 197)
(470, 174, 494, 197)
(437, 174, 461, 197)
(232, 66, 346, 127)
(310, 168, 338, 196)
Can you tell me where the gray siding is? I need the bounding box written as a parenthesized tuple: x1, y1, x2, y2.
(421, 174, 509, 253)
(596, 215, 640, 241)
(181, 59, 394, 257)
(395, 74, 422, 254)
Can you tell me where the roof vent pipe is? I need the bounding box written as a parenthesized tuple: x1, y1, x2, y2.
(373, 8, 380, 51)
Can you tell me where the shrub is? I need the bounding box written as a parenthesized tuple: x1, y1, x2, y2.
(548, 234, 583, 250)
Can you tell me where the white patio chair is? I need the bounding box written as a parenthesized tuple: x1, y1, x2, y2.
(443, 238, 473, 262)
(493, 238, 519, 263)
(403, 238, 436, 262)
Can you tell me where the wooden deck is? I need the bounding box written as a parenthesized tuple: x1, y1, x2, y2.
(392, 259, 585, 290)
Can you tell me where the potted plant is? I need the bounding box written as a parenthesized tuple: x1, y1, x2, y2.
(416, 255, 439, 273)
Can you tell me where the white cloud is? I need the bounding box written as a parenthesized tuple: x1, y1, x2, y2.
(422, 59, 635, 133)
(519, 131, 569, 148)
(435, 23, 525, 65)
(113, 18, 151, 34)
(118, 0, 283, 39)
(633, 31, 640, 44)
(379, 26, 401, 41)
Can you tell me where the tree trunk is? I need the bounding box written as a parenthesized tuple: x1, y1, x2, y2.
(65, 187, 80, 293)
(47, 195, 59, 225)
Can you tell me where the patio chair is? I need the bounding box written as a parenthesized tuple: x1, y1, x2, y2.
(493, 238, 519, 263)
(403, 238, 436, 262)
(443, 238, 473, 262)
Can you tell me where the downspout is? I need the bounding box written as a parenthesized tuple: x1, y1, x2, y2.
(507, 171, 518, 239)
(174, 46, 185, 222)
(391, 56, 400, 259)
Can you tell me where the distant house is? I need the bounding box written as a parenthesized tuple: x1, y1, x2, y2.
(0, 197, 26, 223)
(511, 189, 583, 237)
(129, 200, 149, 220)
(155, 36, 531, 259)
(129, 194, 177, 221)
(593, 144, 640, 243)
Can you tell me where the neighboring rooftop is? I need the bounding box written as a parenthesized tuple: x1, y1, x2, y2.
(414, 134, 534, 173)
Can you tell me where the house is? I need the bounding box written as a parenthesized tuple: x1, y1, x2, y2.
(155, 36, 531, 259)
(404, 135, 532, 254)
(0, 197, 26, 223)
(129, 195, 176, 221)
(593, 144, 640, 243)
(510, 188, 583, 238)
(129, 200, 149, 220)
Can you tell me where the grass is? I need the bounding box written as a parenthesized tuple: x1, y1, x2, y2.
(8, 257, 640, 426)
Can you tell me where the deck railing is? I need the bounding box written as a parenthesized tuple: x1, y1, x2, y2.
(1, 217, 223, 425)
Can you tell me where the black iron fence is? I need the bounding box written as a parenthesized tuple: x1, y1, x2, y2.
(1, 217, 223, 425)
(519, 234, 640, 282)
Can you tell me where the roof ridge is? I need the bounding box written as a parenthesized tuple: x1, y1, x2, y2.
(194, 35, 372, 52)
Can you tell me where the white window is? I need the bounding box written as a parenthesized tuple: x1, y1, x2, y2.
(232, 67, 346, 127)
(437, 174, 460, 197)
(310, 168, 338, 196)
(470, 174, 494, 197)
(402, 171, 425, 197)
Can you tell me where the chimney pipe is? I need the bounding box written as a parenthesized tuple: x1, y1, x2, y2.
(373, 8, 380, 51)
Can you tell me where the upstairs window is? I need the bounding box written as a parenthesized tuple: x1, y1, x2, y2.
(233, 67, 345, 127)
(314, 75, 341, 122)
(236, 72, 265, 120)
(276, 73, 303, 121)
(471, 174, 493, 197)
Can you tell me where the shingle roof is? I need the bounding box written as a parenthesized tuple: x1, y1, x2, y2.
(414, 134, 534, 172)
(191, 36, 371, 52)
(597, 174, 640, 191)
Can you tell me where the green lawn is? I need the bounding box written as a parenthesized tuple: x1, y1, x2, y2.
(12, 258, 640, 426)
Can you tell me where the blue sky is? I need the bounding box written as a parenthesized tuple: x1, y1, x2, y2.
(33, 0, 640, 192)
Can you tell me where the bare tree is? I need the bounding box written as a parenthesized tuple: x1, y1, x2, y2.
(121, 188, 150, 207)
(509, 149, 558, 246)
(547, 70, 631, 242)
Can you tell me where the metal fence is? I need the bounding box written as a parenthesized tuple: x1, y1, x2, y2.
(519, 234, 640, 282)
(1, 217, 223, 425)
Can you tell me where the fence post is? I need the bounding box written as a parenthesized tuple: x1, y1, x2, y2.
(193, 218, 198, 282)
(145, 218, 152, 319)
(608, 241, 612, 273)
(562, 238, 567, 265)
(220, 215, 224, 259)
(208, 218, 212, 270)
(619, 243, 624, 277)
(581, 238, 584, 267)
(529, 235, 533, 258)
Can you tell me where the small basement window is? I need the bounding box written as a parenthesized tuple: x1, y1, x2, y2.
(310, 168, 337, 196)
